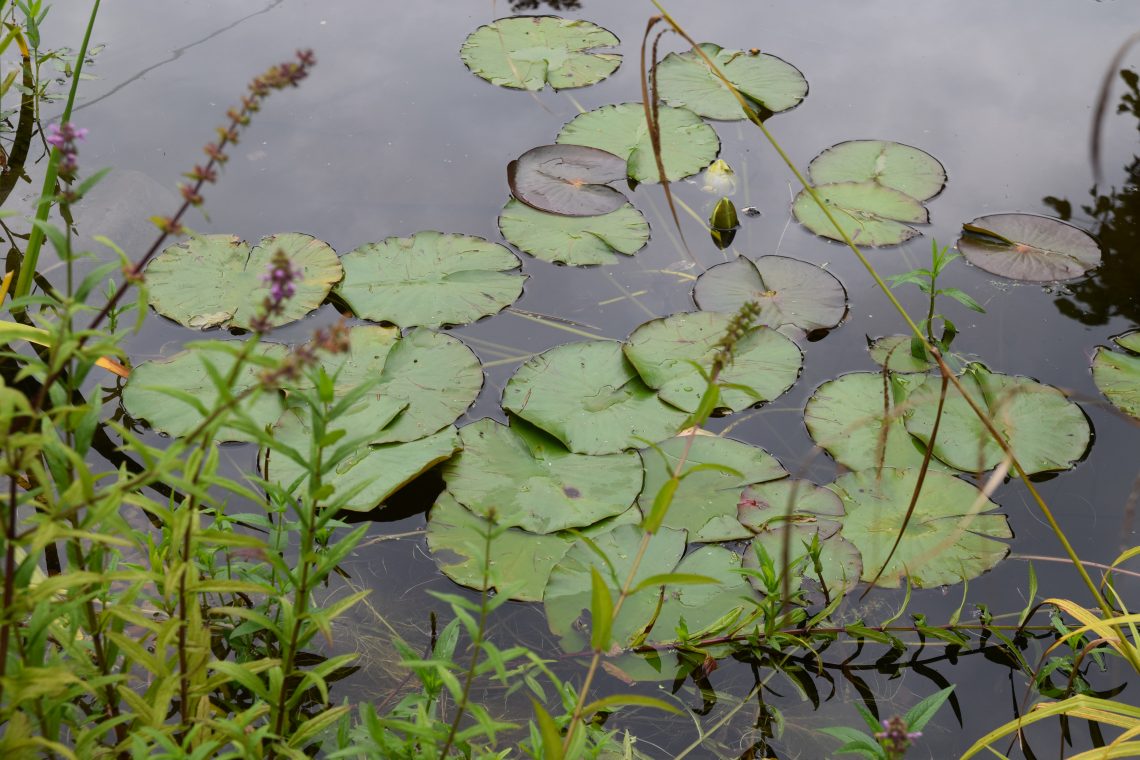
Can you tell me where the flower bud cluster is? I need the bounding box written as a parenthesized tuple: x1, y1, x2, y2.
(45, 122, 88, 180)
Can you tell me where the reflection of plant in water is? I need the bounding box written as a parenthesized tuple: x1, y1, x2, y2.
(1045, 68, 1140, 326)
(510, 0, 582, 11)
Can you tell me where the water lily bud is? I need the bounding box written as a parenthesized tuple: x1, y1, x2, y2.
(701, 159, 737, 195)
(710, 197, 739, 231)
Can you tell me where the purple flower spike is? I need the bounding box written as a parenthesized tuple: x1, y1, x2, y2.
(45, 122, 87, 180)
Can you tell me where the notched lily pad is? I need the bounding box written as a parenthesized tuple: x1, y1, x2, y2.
(1093, 330, 1140, 420)
(958, 214, 1101, 282)
(556, 102, 720, 183)
(831, 468, 1011, 588)
(693, 255, 847, 336)
(498, 198, 650, 266)
(426, 490, 638, 603)
(868, 335, 936, 373)
(336, 231, 525, 329)
(508, 144, 628, 216)
(443, 417, 642, 534)
(738, 478, 844, 536)
(655, 43, 808, 121)
(145, 233, 342, 330)
(502, 340, 689, 455)
(638, 434, 787, 542)
(905, 363, 1091, 475)
(123, 341, 287, 442)
(460, 16, 621, 91)
(808, 140, 947, 202)
(651, 546, 758, 644)
(624, 311, 803, 414)
(743, 525, 861, 602)
(793, 182, 928, 247)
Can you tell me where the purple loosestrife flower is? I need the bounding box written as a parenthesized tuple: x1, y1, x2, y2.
(249, 248, 303, 332)
(45, 122, 88, 179)
(875, 716, 922, 760)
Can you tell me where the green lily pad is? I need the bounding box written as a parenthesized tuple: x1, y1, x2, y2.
(544, 524, 687, 652)
(1093, 331, 1140, 420)
(508, 144, 628, 216)
(336, 231, 525, 329)
(498, 198, 650, 266)
(807, 141, 946, 202)
(804, 372, 950, 473)
(693, 256, 847, 335)
(737, 478, 844, 536)
(460, 16, 621, 91)
(904, 363, 1091, 475)
(743, 525, 862, 602)
(443, 417, 643, 534)
(650, 546, 758, 644)
(793, 182, 928, 247)
(145, 233, 342, 330)
(958, 214, 1101, 282)
(868, 335, 936, 373)
(307, 327, 482, 445)
(426, 490, 638, 603)
(502, 340, 689, 455)
(556, 102, 720, 183)
(831, 468, 1012, 588)
(268, 413, 459, 512)
(624, 311, 803, 413)
(638, 434, 787, 543)
(123, 341, 287, 442)
(655, 42, 808, 121)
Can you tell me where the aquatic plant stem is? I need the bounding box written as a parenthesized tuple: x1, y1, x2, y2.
(11, 0, 100, 301)
(651, 2, 1130, 667)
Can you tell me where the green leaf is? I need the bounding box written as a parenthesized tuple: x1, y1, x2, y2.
(793, 182, 928, 247)
(624, 311, 802, 414)
(867, 335, 935, 374)
(589, 567, 614, 650)
(503, 340, 689, 455)
(831, 468, 1012, 588)
(1093, 331, 1140, 420)
(460, 16, 621, 91)
(938, 287, 986, 313)
(693, 255, 847, 336)
(818, 727, 886, 760)
(336, 231, 524, 329)
(807, 140, 946, 202)
(498, 199, 650, 266)
(443, 417, 642, 533)
(737, 478, 844, 534)
(531, 699, 565, 760)
(903, 685, 955, 732)
(958, 213, 1101, 282)
(744, 524, 862, 602)
(655, 43, 808, 121)
(556, 102, 719, 184)
(145, 233, 342, 330)
(649, 546, 757, 644)
(579, 694, 682, 716)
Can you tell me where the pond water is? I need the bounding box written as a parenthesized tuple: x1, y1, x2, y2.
(28, 0, 1140, 756)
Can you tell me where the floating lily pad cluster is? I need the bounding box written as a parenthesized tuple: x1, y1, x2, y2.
(793, 140, 947, 247)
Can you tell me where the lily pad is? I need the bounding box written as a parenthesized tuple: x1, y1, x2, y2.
(123, 341, 287, 442)
(638, 434, 787, 543)
(145, 233, 342, 330)
(655, 43, 808, 121)
(426, 490, 638, 603)
(693, 256, 847, 335)
(336, 231, 525, 329)
(502, 340, 689, 455)
(957, 214, 1101, 282)
(804, 372, 951, 473)
(868, 335, 936, 373)
(831, 468, 1012, 588)
(807, 141, 947, 202)
(1093, 331, 1140, 420)
(556, 102, 720, 183)
(904, 363, 1091, 475)
(508, 144, 628, 216)
(268, 413, 459, 512)
(443, 417, 643, 534)
(793, 182, 928, 247)
(744, 525, 862, 602)
(543, 524, 687, 652)
(307, 327, 483, 445)
(650, 546, 758, 644)
(459, 16, 621, 91)
(737, 478, 844, 536)
(498, 198, 650, 266)
(624, 311, 803, 413)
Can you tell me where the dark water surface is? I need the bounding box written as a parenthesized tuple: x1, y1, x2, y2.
(31, 1, 1140, 756)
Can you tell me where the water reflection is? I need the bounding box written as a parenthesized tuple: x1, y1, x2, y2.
(509, 0, 581, 11)
(1045, 68, 1140, 326)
